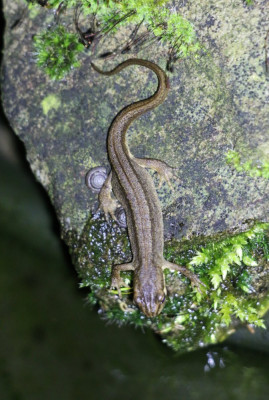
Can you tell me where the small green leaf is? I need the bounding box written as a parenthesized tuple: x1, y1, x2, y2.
(234, 245, 243, 260)
(220, 305, 232, 325)
(210, 272, 222, 289)
(254, 319, 266, 329)
(242, 255, 258, 266)
(239, 284, 251, 293)
(190, 251, 208, 265)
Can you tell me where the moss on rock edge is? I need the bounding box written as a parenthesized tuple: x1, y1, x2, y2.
(2, 0, 269, 352)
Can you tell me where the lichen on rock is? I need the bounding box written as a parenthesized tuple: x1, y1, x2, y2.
(2, 0, 269, 353)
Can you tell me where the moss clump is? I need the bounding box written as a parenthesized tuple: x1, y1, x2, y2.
(74, 217, 269, 353)
(29, 0, 200, 79)
(187, 223, 269, 326)
(160, 223, 269, 351)
(226, 150, 269, 179)
(34, 25, 84, 80)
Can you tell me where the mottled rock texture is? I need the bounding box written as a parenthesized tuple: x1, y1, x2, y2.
(2, 0, 269, 351)
(2, 1, 269, 241)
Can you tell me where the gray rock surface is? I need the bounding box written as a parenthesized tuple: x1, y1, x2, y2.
(2, 0, 269, 242)
(2, 0, 269, 352)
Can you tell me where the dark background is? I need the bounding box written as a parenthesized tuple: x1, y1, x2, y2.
(0, 2, 269, 399)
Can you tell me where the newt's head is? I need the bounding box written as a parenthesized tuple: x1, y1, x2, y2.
(133, 268, 166, 318)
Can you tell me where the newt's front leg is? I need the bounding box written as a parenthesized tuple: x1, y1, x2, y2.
(110, 262, 135, 298)
(163, 260, 204, 293)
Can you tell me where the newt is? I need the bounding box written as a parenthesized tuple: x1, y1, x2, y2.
(91, 58, 202, 317)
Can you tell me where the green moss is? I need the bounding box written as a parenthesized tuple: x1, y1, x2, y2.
(73, 217, 269, 353)
(160, 223, 269, 351)
(41, 94, 61, 115)
(226, 150, 269, 179)
(34, 25, 84, 80)
(29, 0, 200, 79)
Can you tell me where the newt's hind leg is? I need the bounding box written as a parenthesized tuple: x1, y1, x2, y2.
(98, 172, 119, 221)
(134, 157, 177, 189)
(162, 260, 204, 293)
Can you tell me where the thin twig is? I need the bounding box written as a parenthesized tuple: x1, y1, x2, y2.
(102, 10, 136, 36)
(73, 3, 99, 48)
(55, 1, 66, 24)
(120, 19, 144, 53)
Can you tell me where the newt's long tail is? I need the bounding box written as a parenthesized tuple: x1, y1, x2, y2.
(91, 58, 169, 116)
